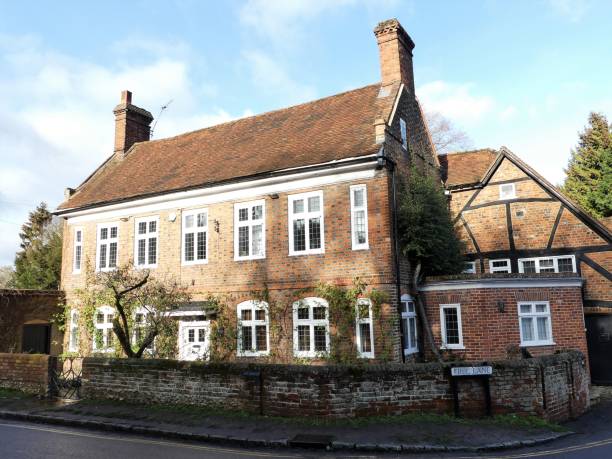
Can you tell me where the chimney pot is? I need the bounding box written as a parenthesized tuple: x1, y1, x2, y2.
(121, 90, 132, 105)
(113, 90, 153, 158)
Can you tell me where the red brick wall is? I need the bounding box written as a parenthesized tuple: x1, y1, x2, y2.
(0, 353, 55, 395)
(421, 281, 588, 361)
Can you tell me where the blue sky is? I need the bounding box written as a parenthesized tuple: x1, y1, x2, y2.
(0, 0, 610, 266)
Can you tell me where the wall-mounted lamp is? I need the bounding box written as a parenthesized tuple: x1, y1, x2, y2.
(214, 220, 220, 233)
(269, 193, 279, 200)
(120, 217, 129, 222)
(497, 301, 506, 313)
(168, 212, 177, 222)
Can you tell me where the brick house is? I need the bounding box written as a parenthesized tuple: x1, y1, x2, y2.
(55, 19, 441, 363)
(438, 147, 611, 382)
(54, 19, 594, 368)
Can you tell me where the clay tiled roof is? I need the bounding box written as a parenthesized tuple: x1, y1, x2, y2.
(58, 83, 398, 211)
(438, 148, 499, 187)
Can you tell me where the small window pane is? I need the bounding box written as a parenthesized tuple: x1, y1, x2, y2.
(293, 199, 304, 214)
(76, 231, 82, 243)
(297, 307, 309, 320)
(241, 309, 252, 321)
(100, 228, 108, 240)
(197, 213, 206, 227)
(409, 317, 417, 348)
(359, 323, 371, 353)
(188, 329, 195, 343)
(99, 244, 107, 268)
(293, 219, 306, 251)
(521, 317, 534, 341)
(354, 210, 366, 244)
(148, 221, 156, 233)
(255, 325, 267, 351)
(357, 302, 370, 319)
(407, 301, 415, 313)
(309, 217, 321, 249)
(110, 227, 117, 238)
(238, 208, 248, 221)
(106, 331, 114, 348)
(184, 233, 194, 261)
(313, 306, 326, 320)
(308, 196, 320, 212)
(138, 239, 146, 265)
(255, 309, 265, 321)
(522, 260, 536, 273)
(108, 242, 117, 267)
(138, 222, 146, 235)
(198, 328, 206, 343)
(252, 224, 263, 256)
(185, 215, 194, 229)
(314, 326, 326, 351)
(238, 226, 249, 257)
(96, 313, 104, 324)
(537, 317, 549, 341)
(197, 232, 206, 260)
(535, 304, 547, 313)
(75, 246, 82, 269)
(252, 205, 263, 220)
(353, 189, 364, 207)
(558, 257, 574, 273)
(148, 237, 157, 265)
(539, 259, 554, 273)
(520, 304, 532, 314)
(298, 325, 310, 351)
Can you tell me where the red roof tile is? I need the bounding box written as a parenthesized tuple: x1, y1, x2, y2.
(439, 149, 499, 187)
(59, 83, 398, 211)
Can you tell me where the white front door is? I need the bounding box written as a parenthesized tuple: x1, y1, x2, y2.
(178, 321, 210, 361)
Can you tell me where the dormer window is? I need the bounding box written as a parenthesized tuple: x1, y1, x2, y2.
(400, 118, 408, 150)
(499, 183, 516, 200)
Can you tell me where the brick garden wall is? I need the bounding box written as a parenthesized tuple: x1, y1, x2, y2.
(0, 353, 56, 396)
(81, 351, 588, 422)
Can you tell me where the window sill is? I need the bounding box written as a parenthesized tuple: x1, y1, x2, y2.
(352, 245, 370, 251)
(135, 264, 158, 270)
(288, 249, 325, 257)
(72, 271, 81, 275)
(182, 260, 209, 267)
(404, 348, 419, 356)
(441, 345, 465, 350)
(521, 342, 555, 347)
(293, 351, 329, 358)
(234, 255, 266, 262)
(358, 353, 375, 359)
(237, 351, 270, 357)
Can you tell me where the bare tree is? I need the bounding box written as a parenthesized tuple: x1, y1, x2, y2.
(426, 111, 472, 154)
(0, 266, 14, 288)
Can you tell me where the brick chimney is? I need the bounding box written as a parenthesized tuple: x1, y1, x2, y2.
(373, 19, 416, 95)
(113, 90, 154, 157)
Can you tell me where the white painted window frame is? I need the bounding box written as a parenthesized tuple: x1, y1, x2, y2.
(234, 200, 266, 261)
(350, 184, 369, 250)
(292, 297, 330, 358)
(132, 306, 154, 353)
(96, 223, 119, 272)
(181, 208, 208, 266)
(518, 255, 576, 274)
(68, 309, 79, 353)
(355, 299, 375, 358)
(517, 301, 554, 346)
(400, 118, 408, 150)
(134, 216, 159, 269)
(236, 300, 270, 357)
(401, 294, 419, 355)
(92, 305, 115, 352)
(489, 258, 512, 273)
(288, 191, 325, 256)
(463, 261, 476, 274)
(440, 303, 464, 350)
(499, 183, 516, 200)
(73, 227, 83, 274)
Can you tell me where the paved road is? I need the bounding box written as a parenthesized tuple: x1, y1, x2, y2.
(1, 401, 612, 459)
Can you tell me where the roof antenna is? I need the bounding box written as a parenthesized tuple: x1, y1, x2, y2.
(150, 99, 173, 138)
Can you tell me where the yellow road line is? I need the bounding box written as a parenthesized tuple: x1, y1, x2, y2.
(456, 436, 612, 458)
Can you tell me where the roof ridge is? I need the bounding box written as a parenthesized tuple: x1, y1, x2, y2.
(142, 82, 382, 146)
(440, 148, 498, 156)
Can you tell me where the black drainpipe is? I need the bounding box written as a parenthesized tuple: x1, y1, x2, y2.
(377, 147, 406, 363)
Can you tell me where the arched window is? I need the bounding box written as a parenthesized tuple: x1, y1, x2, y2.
(293, 298, 329, 357)
(93, 306, 114, 352)
(237, 300, 269, 356)
(356, 299, 374, 358)
(401, 294, 418, 355)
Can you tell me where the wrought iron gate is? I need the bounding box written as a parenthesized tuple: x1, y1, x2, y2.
(50, 357, 82, 399)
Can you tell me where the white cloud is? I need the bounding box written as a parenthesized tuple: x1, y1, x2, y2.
(417, 80, 494, 125)
(499, 105, 518, 121)
(546, 0, 589, 22)
(0, 34, 249, 266)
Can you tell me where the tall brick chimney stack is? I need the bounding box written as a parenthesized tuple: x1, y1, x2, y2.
(113, 90, 154, 157)
(373, 19, 416, 96)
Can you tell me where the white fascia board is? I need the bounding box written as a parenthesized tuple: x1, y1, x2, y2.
(63, 158, 378, 224)
(419, 277, 584, 292)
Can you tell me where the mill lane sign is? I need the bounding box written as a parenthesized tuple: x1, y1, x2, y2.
(450, 366, 493, 377)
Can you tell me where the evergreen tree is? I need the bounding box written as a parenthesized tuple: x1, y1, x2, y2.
(12, 203, 62, 290)
(563, 112, 612, 218)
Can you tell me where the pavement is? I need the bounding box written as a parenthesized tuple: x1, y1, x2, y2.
(1, 387, 612, 458)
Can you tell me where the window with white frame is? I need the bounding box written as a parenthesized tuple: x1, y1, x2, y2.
(293, 298, 329, 357)
(288, 191, 324, 255)
(518, 302, 553, 346)
(463, 261, 476, 274)
(96, 224, 119, 271)
(93, 306, 115, 352)
(135, 216, 158, 268)
(355, 299, 374, 358)
(518, 255, 576, 274)
(237, 300, 269, 356)
(182, 209, 208, 265)
(440, 304, 464, 349)
(73, 228, 83, 273)
(234, 201, 265, 260)
(499, 183, 516, 200)
(489, 258, 511, 273)
(350, 185, 369, 250)
(400, 118, 408, 150)
(132, 307, 154, 351)
(401, 294, 418, 355)
(68, 309, 79, 353)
